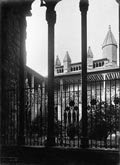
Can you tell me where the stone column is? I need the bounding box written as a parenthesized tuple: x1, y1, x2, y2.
(0, 2, 2, 147)
(41, 0, 61, 146)
(116, 0, 120, 67)
(79, 0, 89, 148)
(117, 1, 120, 67)
(119, 5, 120, 68)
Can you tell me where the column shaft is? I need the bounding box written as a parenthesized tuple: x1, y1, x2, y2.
(46, 5, 56, 146)
(80, 0, 89, 148)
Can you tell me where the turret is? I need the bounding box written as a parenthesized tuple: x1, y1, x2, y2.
(87, 46, 93, 69)
(102, 25, 117, 67)
(55, 55, 61, 67)
(63, 51, 71, 73)
(54, 55, 61, 74)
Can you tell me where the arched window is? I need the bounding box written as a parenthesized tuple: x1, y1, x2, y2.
(76, 66, 78, 70)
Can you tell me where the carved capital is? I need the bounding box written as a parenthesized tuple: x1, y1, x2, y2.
(46, 5, 56, 25)
(41, 0, 61, 7)
(41, 1, 61, 25)
(79, 0, 89, 13)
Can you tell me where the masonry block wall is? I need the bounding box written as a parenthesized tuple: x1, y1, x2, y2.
(2, 5, 20, 90)
(0, 1, 33, 145)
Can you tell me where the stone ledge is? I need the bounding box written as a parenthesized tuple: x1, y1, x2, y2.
(1, 146, 119, 165)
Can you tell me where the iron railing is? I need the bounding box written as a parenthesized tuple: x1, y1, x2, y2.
(1, 71, 120, 149)
(24, 85, 48, 146)
(1, 88, 19, 145)
(87, 73, 120, 148)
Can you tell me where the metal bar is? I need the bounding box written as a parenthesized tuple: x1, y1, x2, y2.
(33, 87, 35, 145)
(94, 80, 97, 148)
(36, 88, 38, 145)
(114, 79, 117, 148)
(38, 85, 41, 146)
(77, 80, 80, 147)
(64, 80, 67, 147)
(99, 80, 102, 148)
(68, 80, 71, 147)
(40, 84, 43, 146)
(73, 81, 75, 147)
(55, 81, 59, 146)
(29, 88, 32, 145)
(90, 82, 93, 148)
(60, 79, 63, 146)
(104, 77, 107, 148)
(110, 79, 112, 148)
(25, 87, 28, 145)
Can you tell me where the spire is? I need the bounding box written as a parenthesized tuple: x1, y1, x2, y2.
(63, 51, 71, 63)
(102, 25, 117, 66)
(87, 46, 93, 58)
(63, 51, 71, 73)
(109, 25, 111, 31)
(55, 55, 61, 66)
(102, 25, 117, 49)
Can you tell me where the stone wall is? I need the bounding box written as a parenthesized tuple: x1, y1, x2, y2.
(0, 1, 33, 146)
(2, 4, 24, 90)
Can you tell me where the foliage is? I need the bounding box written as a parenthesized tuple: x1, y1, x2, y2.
(67, 123, 81, 139)
(87, 98, 120, 140)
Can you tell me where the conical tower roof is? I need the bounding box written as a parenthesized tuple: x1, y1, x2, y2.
(55, 55, 61, 66)
(102, 25, 117, 49)
(63, 51, 71, 63)
(87, 46, 93, 58)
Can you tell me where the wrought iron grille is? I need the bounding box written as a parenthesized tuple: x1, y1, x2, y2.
(1, 71, 120, 149)
(2, 88, 19, 145)
(24, 82, 48, 146)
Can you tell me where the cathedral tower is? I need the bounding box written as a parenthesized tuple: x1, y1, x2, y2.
(102, 25, 117, 66)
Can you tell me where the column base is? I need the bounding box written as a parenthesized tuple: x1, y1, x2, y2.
(45, 137, 56, 147)
(80, 136, 89, 148)
(17, 136, 25, 146)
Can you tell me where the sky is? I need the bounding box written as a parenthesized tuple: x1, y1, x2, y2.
(26, 0, 119, 76)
